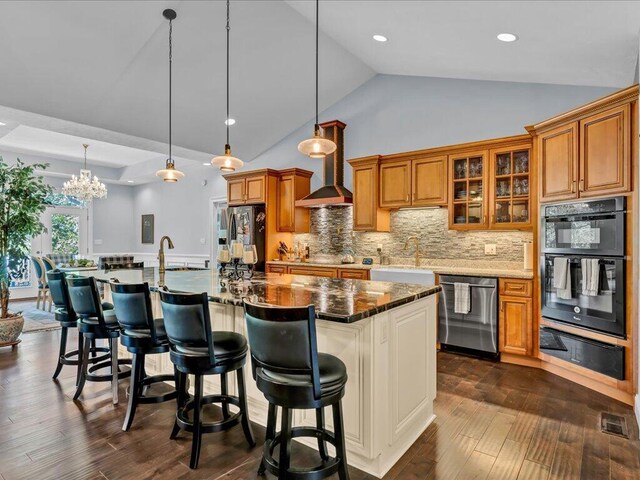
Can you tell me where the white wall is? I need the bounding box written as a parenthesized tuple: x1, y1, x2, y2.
(131, 173, 219, 256)
(210, 74, 616, 196)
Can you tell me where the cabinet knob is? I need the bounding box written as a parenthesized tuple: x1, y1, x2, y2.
(571, 180, 576, 193)
(579, 179, 584, 192)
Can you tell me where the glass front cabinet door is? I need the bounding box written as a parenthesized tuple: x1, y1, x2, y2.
(489, 145, 532, 230)
(448, 150, 488, 229)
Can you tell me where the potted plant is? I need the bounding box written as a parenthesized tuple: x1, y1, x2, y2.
(0, 158, 52, 347)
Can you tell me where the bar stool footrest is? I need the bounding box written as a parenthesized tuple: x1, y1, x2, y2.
(263, 427, 341, 480)
(86, 359, 132, 382)
(176, 394, 242, 434)
(133, 374, 178, 404)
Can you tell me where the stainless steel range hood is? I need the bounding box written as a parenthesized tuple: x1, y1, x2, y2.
(295, 120, 352, 207)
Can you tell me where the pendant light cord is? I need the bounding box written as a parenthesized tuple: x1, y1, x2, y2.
(83, 144, 88, 169)
(226, 0, 230, 148)
(169, 17, 173, 164)
(315, 0, 319, 129)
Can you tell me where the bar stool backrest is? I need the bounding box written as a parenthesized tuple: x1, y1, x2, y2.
(30, 256, 46, 287)
(67, 276, 107, 326)
(110, 282, 157, 343)
(243, 300, 321, 400)
(47, 270, 77, 321)
(159, 290, 215, 364)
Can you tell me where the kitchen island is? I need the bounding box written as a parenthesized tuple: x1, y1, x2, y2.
(79, 268, 440, 478)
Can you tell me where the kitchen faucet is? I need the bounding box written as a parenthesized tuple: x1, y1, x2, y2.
(403, 236, 422, 267)
(158, 235, 175, 275)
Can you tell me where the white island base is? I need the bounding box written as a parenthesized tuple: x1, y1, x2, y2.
(114, 292, 437, 478)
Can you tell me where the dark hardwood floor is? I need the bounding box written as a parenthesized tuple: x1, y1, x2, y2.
(1, 329, 639, 480)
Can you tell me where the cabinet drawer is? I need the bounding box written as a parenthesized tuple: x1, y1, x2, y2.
(287, 266, 337, 278)
(499, 278, 532, 297)
(338, 268, 369, 280)
(266, 264, 287, 274)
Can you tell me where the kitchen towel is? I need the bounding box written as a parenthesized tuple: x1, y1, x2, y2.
(553, 257, 572, 299)
(454, 282, 471, 314)
(581, 258, 600, 296)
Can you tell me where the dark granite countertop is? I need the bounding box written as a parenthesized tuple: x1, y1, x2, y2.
(73, 268, 440, 323)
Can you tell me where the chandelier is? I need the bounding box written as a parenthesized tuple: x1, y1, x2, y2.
(62, 144, 108, 201)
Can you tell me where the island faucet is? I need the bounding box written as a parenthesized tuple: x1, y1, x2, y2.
(158, 235, 175, 275)
(403, 236, 422, 267)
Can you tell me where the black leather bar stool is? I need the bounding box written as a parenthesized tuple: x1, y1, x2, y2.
(110, 281, 178, 431)
(47, 270, 82, 383)
(67, 276, 131, 404)
(159, 290, 255, 469)
(244, 300, 350, 480)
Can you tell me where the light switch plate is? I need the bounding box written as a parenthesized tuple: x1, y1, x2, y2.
(485, 244, 497, 255)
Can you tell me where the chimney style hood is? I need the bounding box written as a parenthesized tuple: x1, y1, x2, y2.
(295, 120, 353, 207)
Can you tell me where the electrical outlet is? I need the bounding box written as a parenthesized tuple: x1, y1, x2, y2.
(484, 244, 497, 255)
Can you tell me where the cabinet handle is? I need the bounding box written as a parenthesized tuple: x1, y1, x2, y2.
(500, 301, 504, 313)
(571, 181, 576, 193)
(579, 179, 584, 192)
(406, 194, 409, 202)
(483, 215, 487, 225)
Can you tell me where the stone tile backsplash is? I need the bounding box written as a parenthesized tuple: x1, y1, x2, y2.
(293, 206, 532, 262)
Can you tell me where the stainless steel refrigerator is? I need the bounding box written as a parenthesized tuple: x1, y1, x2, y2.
(224, 205, 266, 271)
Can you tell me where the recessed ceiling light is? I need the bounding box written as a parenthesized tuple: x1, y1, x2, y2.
(203, 162, 210, 166)
(225, 118, 236, 126)
(127, 180, 134, 183)
(372, 34, 388, 42)
(0, 122, 6, 126)
(497, 33, 518, 42)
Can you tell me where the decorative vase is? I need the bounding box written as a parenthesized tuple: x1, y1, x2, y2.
(0, 314, 24, 346)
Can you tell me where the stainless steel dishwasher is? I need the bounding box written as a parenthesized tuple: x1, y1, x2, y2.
(438, 275, 499, 359)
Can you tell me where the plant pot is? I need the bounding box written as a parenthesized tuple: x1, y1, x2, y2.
(0, 314, 24, 346)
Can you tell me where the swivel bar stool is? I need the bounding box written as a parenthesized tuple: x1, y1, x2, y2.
(67, 276, 131, 404)
(110, 281, 178, 431)
(47, 270, 82, 384)
(244, 300, 350, 480)
(159, 290, 255, 469)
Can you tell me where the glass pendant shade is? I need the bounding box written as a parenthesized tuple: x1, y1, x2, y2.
(62, 144, 108, 201)
(211, 144, 244, 172)
(156, 159, 185, 182)
(298, 126, 337, 159)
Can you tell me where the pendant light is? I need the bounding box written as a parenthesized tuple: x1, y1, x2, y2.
(211, 0, 244, 172)
(297, 0, 336, 159)
(156, 8, 185, 183)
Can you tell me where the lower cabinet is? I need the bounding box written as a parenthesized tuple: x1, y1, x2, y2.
(266, 263, 370, 280)
(498, 278, 533, 356)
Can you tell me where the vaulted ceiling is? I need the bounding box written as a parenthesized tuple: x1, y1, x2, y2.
(0, 1, 638, 183)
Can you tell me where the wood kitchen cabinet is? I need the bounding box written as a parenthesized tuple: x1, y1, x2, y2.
(379, 160, 411, 208)
(348, 156, 390, 232)
(448, 150, 488, 229)
(489, 144, 532, 229)
(276, 168, 313, 233)
(287, 265, 338, 278)
(266, 263, 371, 280)
(412, 155, 448, 206)
(225, 172, 267, 205)
(338, 268, 369, 280)
(498, 278, 533, 356)
(527, 87, 636, 204)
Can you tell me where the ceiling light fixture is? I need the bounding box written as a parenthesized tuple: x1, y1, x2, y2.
(372, 34, 388, 42)
(297, 0, 336, 159)
(156, 9, 185, 183)
(127, 180, 134, 183)
(0, 122, 6, 126)
(212, 1, 244, 173)
(62, 144, 108, 201)
(497, 33, 518, 42)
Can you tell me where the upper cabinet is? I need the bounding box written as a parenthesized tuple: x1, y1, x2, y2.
(448, 150, 488, 229)
(379, 160, 412, 208)
(225, 172, 267, 206)
(489, 144, 533, 229)
(527, 85, 637, 203)
(348, 156, 390, 232)
(276, 169, 313, 233)
(412, 156, 448, 206)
